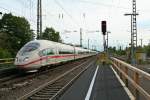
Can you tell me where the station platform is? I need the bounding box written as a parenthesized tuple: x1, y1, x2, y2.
(60, 61, 131, 100)
(90, 64, 130, 100)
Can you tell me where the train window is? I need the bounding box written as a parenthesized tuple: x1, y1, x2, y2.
(19, 42, 40, 55)
(78, 51, 86, 54)
(39, 50, 46, 56)
(78, 51, 82, 54)
(39, 48, 54, 56)
(59, 50, 73, 54)
(47, 49, 54, 55)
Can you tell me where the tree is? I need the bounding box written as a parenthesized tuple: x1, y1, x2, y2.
(143, 45, 150, 57)
(42, 27, 61, 42)
(147, 46, 150, 57)
(0, 13, 33, 57)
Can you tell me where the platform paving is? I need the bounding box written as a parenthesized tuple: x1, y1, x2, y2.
(60, 61, 130, 100)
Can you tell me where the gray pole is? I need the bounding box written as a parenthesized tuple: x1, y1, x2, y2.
(107, 32, 108, 51)
(124, 14, 138, 65)
(140, 39, 143, 47)
(37, 0, 42, 39)
(106, 31, 111, 54)
(131, 15, 134, 65)
(80, 28, 82, 47)
(88, 39, 89, 50)
(40, 0, 42, 37)
(103, 35, 106, 52)
(37, 0, 40, 39)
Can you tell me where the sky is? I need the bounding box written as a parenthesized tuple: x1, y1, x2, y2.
(0, 0, 150, 51)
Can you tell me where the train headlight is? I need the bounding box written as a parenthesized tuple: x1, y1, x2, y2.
(23, 57, 29, 62)
(15, 57, 18, 62)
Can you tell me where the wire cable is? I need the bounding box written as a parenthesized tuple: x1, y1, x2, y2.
(54, 0, 81, 27)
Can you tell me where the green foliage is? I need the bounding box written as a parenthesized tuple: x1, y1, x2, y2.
(0, 48, 12, 58)
(0, 13, 33, 57)
(144, 45, 150, 57)
(136, 46, 145, 52)
(108, 46, 126, 56)
(42, 27, 61, 42)
(108, 46, 116, 53)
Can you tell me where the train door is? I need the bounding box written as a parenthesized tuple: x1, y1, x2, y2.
(73, 46, 76, 60)
(46, 48, 55, 64)
(54, 47, 59, 63)
(39, 49, 48, 66)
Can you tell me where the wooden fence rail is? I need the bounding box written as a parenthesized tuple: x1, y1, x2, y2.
(111, 57, 150, 100)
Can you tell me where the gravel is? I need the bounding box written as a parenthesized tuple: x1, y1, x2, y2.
(0, 57, 92, 100)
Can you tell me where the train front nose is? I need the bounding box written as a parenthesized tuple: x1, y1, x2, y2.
(15, 41, 40, 72)
(15, 56, 30, 67)
(15, 55, 39, 72)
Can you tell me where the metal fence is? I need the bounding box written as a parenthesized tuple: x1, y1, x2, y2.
(0, 58, 15, 69)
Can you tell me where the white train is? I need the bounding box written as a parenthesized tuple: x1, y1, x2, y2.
(14, 40, 97, 72)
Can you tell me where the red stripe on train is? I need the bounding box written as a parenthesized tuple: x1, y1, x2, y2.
(16, 54, 77, 67)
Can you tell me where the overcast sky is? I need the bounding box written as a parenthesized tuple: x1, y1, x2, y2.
(0, 0, 150, 51)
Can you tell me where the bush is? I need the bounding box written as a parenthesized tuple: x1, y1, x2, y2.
(146, 46, 150, 57)
(0, 48, 12, 59)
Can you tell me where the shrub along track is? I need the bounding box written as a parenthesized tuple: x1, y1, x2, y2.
(0, 56, 96, 100)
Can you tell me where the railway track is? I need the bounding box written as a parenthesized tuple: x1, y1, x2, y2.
(0, 57, 92, 86)
(0, 63, 77, 88)
(18, 58, 95, 100)
(0, 56, 96, 100)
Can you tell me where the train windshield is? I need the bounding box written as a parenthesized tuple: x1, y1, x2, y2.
(19, 42, 40, 55)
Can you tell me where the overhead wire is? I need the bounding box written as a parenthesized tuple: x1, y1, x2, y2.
(78, 0, 130, 10)
(0, 5, 36, 25)
(54, 0, 81, 28)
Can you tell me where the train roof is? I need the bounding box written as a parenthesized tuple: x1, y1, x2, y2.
(27, 39, 96, 52)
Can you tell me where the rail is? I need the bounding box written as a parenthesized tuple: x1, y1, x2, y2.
(18, 58, 95, 100)
(0, 58, 15, 64)
(111, 57, 150, 100)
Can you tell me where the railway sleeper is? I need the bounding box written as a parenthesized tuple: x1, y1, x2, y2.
(37, 91, 58, 94)
(51, 81, 67, 84)
(28, 96, 51, 100)
(41, 88, 60, 91)
(56, 77, 72, 81)
(32, 93, 54, 97)
(52, 81, 70, 85)
(42, 89, 61, 92)
(36, 92, 57, 95)
(47, 85, 64, 88)
(39, 90, 59, 93)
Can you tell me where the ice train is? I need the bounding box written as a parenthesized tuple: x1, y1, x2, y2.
(14, 40, 96, 72)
